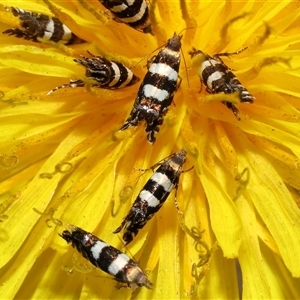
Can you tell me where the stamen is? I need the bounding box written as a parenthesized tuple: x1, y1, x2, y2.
(233, 168, 250, 201)
(219, 12, 251, 49)
(0, 91, 28, 107)
(39, 161, 74, 179)
(77, 0, 109, 24)
(33, 207, 63, 228)
(256, 22, 272, 47)
(111, 185, 133, 216)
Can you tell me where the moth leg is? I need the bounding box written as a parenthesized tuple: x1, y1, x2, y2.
(174, 166, 194, 214)
(222, 101, 241, 120)
(199, 78, 204, 93)
(181, 166, 194, 173)
(146, 55, 157, 69)
(176, 75, 182, 91)
(205, 86, 213, 94)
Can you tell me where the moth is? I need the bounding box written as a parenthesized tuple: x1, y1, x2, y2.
(189, 47, 255, 120)
(47, 52, 140, 94)
(60, 224, 152, 289)
(114, 149, 188, 245)
(120, 33, 182, 143)
(3, 7, 85, 45)
(99, 0, 152, 34)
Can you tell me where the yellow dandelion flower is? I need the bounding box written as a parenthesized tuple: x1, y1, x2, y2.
(1, 1, 300, 299)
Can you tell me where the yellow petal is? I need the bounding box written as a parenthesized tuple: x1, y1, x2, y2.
(230, 127, 300, 276)
(235, 196, 272, 299)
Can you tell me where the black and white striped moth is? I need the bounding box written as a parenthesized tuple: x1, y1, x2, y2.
(99, 0, 152, 34)
(47, 51, 140, 94)
(114, 148, 188, 245)
(3, 7, 85, 45)
(60, 224, 152, 289)
(189, 47, 255, 120)
(120, 32, 182, 143)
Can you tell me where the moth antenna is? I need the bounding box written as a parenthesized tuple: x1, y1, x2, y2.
(177, 21, 207, 35)
(132, 43, 166, 68)
(132, 24, 203, 69)
(180, 46, 190, 88)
